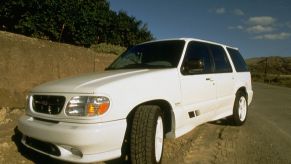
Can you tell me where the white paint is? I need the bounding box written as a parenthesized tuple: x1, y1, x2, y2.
(18, 38, 253, 163)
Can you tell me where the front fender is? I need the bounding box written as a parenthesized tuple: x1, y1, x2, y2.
(98, 69, 181, 122)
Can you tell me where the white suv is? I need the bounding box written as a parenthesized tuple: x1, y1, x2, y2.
(18, 38, 253, 163)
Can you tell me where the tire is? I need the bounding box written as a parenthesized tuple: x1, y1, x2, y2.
(230, 91, 248, 126)
(130, 105, 164, 164)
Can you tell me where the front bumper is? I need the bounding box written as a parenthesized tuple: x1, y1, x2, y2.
(18, 115, 127, 163)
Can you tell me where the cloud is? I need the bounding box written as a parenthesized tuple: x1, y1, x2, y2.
(244, 16, 277, 34)
(215, 8, 225, 14)
(228, 25, 244, 30)
(227, 15, 290, 40)
(212, 8, 244, 16)
(246, 25, 274, 33)
(253, 32, 291, 40)
(233, 9, 244, 16)
(247, 16, 276, 26)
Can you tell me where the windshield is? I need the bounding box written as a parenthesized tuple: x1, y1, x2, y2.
(107, 40, 185, 70)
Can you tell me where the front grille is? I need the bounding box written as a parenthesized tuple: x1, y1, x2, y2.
(25, 136, 61, 156)
(32, 95, 66, 115)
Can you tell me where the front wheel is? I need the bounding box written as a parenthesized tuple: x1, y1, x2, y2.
(230, 91, 248, 126)
(130, 105, 164, 164)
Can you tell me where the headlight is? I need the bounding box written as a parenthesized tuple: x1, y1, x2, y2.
(65, 96, 110, 117)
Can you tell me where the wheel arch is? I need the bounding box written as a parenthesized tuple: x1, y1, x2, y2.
(236, 86, 248, 99)
(120, 99, 175, 158)
(127, 99, 175, 135)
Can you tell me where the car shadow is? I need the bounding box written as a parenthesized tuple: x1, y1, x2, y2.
(209, 118, 236, 126)
(103, 157, 130, 164)
(12, 126, 130, 164)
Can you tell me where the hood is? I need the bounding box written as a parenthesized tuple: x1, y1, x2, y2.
(31, 69, 163, 94)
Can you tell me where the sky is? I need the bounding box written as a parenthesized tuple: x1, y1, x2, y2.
(108, 0, 291, 58)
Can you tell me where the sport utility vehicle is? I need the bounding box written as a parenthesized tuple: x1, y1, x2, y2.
(18, 38, 253, 163)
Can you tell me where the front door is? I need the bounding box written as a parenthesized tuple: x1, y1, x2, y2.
(179, 41, 217, 125)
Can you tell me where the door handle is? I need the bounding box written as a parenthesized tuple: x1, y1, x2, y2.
(206, 78, 214, 81)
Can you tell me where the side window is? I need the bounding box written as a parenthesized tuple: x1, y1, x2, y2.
(210, 45, 232, 73)
(181, 42, 213, 75)
(227, 48, 248, 72)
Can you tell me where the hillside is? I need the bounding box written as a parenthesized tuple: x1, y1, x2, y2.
(246, 56, 291, 75)
(246, 56, 291, 87)
(0, 31, 117, 107)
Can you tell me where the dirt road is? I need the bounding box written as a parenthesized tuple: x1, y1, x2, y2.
(162, 83, 291, 164)
(1, 83, 291, 164)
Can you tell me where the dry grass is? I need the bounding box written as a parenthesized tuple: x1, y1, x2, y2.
(247, 56, 291, 88)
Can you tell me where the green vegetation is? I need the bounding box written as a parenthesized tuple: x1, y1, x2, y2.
(91, 43, 126, 55)
(246, 56, 291, 88)
(0, 0, 153, 47)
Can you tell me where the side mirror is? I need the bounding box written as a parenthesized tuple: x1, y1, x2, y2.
(182, 58, 204, 75)
(192, 58, 204, 71)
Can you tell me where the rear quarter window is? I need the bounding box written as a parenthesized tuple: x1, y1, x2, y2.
(227, 48, 249, 72)
(210, 45, 232, 73)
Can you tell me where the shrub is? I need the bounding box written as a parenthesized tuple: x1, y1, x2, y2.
(91, 43, 126, 55)
(0, 0, 153, 47)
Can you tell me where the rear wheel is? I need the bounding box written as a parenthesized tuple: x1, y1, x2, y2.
(230, 91, 248, 126)
(130, 105, 164, 164)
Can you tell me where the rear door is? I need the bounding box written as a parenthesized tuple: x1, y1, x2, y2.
(210, 45, 235, 117)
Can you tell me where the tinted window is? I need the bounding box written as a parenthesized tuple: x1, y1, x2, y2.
(181, 42, 213, 75)
(210, 45, 232, 73)
(107, 40, 185, 70)
(227, 48, 248, 72)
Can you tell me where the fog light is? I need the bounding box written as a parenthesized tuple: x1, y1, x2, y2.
(61, 145, 83, 157)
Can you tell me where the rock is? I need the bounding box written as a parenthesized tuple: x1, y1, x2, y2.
(10, 108, 24, 115)
(0, 142, 10, 149)
(0, 107, 13, 125)
(0, 108, 7, 122)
